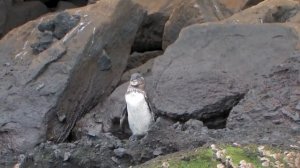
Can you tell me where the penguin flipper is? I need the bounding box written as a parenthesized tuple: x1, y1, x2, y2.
(120, 105, 128, 132)
(145, 95, 157, 121)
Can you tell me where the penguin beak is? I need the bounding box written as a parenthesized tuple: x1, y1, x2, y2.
(130, 79, 139, 86)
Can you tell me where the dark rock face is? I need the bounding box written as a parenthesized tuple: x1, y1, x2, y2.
(32, 12, 80, 54)
(0, 0, 145, 159)
(152, 24, 298, 127)
(131, 12, 169, 52)
(52, 12, 81, 39)
(223, 55, 300, 146)
(2, 1, 48, 38)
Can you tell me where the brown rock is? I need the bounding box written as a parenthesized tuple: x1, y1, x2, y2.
(162, 0, 233, 49)
(224, 0, 300, 24)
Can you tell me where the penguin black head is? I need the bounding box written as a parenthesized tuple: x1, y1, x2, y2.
(130, 73, 145, 88)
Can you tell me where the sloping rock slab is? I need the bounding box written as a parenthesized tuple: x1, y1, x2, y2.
(0, 0, 144, 156)
(152, 24, 298, 126)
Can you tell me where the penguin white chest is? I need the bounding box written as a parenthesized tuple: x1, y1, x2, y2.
(125, 92, 153, 135)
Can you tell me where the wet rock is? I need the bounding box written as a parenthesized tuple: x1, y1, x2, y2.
(152, 24, 298, 127)
(38, 20, 55, 32)
(31, 32, 55, 54)
(52, 12, 80, 39)
(0, 0, 145, 161)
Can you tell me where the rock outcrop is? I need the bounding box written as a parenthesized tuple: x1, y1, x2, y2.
(152, 24, 298, 128)
(0, 0, 144, 157)
(223, 55, 300, 146)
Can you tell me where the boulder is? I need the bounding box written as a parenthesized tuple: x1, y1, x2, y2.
(152, 24, 298, 128)
(223, 55, 300, 146)
(0, 0, 144, 157)
(162, 0, 233, 49)
(224, 0, 300, 24)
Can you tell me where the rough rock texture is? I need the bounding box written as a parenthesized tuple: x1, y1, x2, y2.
(75, 23, 298, 140)
(152, 24, 298, 128)
(21, 134, 122, 168)
(23, 118, 211, 168)
(126, 118, 210, 164)
(162, 0, 233, 49)
(73, 82, 129, 139)
(224, 0, 300, 24)
(0, 0, 144, 157)
(221, 55, 300, 146)
(131, 13, 169, 52)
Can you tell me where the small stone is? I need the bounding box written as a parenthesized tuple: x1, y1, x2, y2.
(162, 162, 170, 168)
(58, 114, 66, 122)
(113, 148, 127, 158)
(262, 161, 270, 167)
(111, 156, 119, 164)
(63, 152, 71, 161)
(3, 62, 10, 66)
(153, 147, 163, 156)
(38, 20, 55, 32)
(217, 164, 225, 168)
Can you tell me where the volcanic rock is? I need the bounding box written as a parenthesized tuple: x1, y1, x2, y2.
(0, 0, 145, 159)
(152, 24, 298, 128)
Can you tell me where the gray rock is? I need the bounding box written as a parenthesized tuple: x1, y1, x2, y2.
(114, 148, 127, 158)
(152, 24, 298, 128)
(38, 20, 55, 32)
(0, 0, 145, 158)
(53, 12, 80, 39)
(162, 0, 233, 49)
(31, 31, 55, 54)
(225, 55, 300, 146)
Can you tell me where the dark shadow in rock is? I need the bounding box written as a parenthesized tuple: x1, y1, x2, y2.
(131, 12, 169, 53)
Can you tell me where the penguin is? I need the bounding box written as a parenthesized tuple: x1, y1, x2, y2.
(120, 73, 154, 138)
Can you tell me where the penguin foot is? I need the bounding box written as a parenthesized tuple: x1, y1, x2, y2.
(129, 135, 144, 142)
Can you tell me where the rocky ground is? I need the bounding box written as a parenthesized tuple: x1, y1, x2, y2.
(1, 0, 300, 167)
